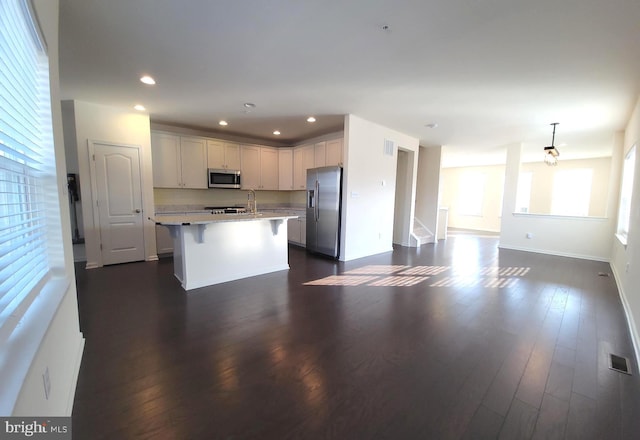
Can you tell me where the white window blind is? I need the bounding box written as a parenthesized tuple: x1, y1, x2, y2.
(0, 0, 57, 335)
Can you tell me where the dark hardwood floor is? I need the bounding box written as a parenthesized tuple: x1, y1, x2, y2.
(72, 236, 640, 439)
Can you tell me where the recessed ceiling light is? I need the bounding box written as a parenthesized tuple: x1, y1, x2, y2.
(425, 123, 438, 128)
(273, 130, 281, 135)
(219, 120, 228, 126)
(133, 104, 146, 111)
(140, 75, 156, 85)
(307, 116, 316, 123)
(243, 102, 256, 108)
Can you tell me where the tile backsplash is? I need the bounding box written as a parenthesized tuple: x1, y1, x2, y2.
(154, 188, 305, 210)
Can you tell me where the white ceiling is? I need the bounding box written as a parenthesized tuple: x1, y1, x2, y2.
(58, 0, 640, 165)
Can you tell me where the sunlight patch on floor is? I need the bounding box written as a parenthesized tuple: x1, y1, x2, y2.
(304, 275, 379, 286)
(368, 276, 429, 287)
(343, 265, 410, 275)
(304, 264, 531, 288)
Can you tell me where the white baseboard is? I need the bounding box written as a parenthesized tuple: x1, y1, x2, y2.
(65, 335, 85, 416)
(610, 263, 640, 368)
(497, 244, 609, 262)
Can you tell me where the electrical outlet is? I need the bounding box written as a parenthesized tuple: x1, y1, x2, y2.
(43, 366, 50, 400)
(526, 232, 533, 239)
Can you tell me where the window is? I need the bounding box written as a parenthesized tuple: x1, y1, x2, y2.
(550, 169, 593, 216)
(458, 172, 486, 216)
(617, 145, 636, 243)
(0, 1, 62, 339)
(516, 171, 532, 213)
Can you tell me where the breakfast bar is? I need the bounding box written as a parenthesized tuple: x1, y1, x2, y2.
(152, 212, 298, 290)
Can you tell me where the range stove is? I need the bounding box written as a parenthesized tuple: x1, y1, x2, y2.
(204, 206, 247, 215)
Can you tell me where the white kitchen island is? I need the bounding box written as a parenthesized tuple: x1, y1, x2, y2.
(152, 212, 298, 290)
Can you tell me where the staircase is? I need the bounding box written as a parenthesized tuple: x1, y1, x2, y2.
(410, 217, 435, 246)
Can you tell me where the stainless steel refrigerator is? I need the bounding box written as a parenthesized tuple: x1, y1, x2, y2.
(306, 166, 342, 258)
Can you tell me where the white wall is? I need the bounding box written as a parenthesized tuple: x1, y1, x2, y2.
(341, 115, 419, 261)
(500, 141, 619, 261)
(61, 100, 84, 239)
(65, 101, 156, 268)
(10, 0, 84, 416)
(415, 146, 442, 241)
(611, 94, 640, 364)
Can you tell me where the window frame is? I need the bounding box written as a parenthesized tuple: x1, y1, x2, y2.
(616, 144, 636, 246)
(0, 0, 71, 414)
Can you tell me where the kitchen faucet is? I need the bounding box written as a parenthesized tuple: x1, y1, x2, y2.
(247, 189, 257, 214)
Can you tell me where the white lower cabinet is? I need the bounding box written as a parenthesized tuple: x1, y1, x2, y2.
(287, 211, 306, 246)
(156, 225, 173, 255)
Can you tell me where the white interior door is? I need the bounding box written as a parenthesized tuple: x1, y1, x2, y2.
(93, 142, 145, 265)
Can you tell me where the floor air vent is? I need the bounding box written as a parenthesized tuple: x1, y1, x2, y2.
(598, 272, 610, 277)
(609, 354, 631, 375)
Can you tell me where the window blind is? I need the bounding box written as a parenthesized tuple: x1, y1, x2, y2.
(0, 0, 54, 333)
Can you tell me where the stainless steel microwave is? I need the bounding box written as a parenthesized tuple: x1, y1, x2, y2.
(208, 168, 241, 188)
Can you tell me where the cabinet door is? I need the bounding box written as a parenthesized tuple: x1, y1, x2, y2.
(180, 137, 208, 188)
(287, 217, 300, 243)
(240, 145, 261, 189)
(293, 145, 314, 190)
(225, 143, 241, 170)
(326, 138, 343, 167)
(156, 225, 174, 255)
(151, 132, 181, 188)
(207, 139, 225, 169)
(299, 218, 306, 245)
(314, 141, 326, 167)
(260, 147, 278, 190)
(278, 149, 293, 190)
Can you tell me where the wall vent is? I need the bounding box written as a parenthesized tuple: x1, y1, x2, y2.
(609, 354, 631, 375)
(383, 139, 394, 156)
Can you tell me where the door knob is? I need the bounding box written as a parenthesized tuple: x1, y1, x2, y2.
(135, 209, 141, 213)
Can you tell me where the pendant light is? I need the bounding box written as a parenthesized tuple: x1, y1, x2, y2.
(544, 123, 560, 166)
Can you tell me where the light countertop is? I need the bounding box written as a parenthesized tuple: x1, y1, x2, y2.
(151, 212, 298, 225)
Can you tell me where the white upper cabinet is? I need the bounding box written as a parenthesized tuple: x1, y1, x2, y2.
(259, 147, 278, 190)
(207, 140, 241, 170)
(314, 141, 326, 168)
(151, 129, 343, 192)
(151, 132, 207, 189)
(278, 148, 293, 190)
(240, 145, 278, 190)
(325, 138, 343, 167)
(179, 137, 208, 188)
(151, 132, 181, 188)
(240, 145, 261, 189)
(293, 144, 315, 190)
